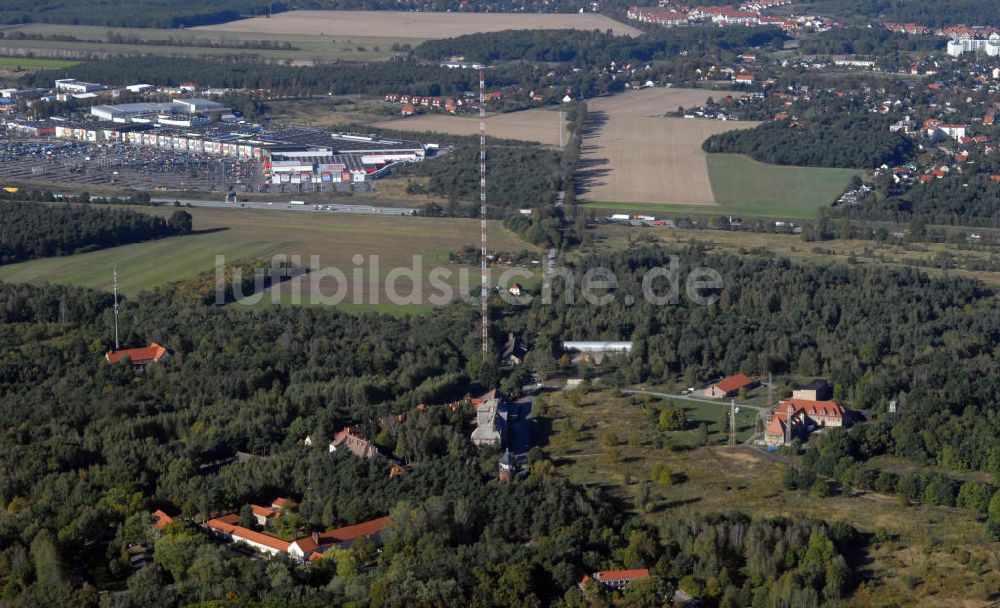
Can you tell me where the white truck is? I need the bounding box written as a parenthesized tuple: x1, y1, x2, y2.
(289, 200, 305, 206)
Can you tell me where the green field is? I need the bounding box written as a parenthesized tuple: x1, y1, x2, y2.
(706, 153, 864, 217)
(0, 56, 80, 68)
(0, 206, 536, 312)
(582, 154, 864, 219)
(0, 24, 420, 63)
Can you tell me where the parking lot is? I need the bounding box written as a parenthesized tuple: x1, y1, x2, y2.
(0, 139, 260, 193)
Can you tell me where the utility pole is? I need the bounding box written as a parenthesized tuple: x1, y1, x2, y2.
(558, 110, 565, 148)
(112, 266, 121, 351)
(479, 69, 488, 358)
(767, 371, 773, 407)
(729, 399, 737, 447)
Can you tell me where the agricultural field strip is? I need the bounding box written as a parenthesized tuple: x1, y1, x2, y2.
(194, 10, 642, 38)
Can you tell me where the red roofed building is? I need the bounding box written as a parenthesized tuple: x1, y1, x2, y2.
(763, 415, 788, 447)
(765, 398, 848, 446)
(205, 514, 291, 556)
(287, 517, 389, 561)
(579, 568, 650, 590)
(251, 504, 279, 526)
(151, 509, 173, 532)
(105, 342, 169, 368)
(704, 374, 757, 399)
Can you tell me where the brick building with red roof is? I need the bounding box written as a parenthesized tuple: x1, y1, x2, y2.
(704, 373, 757, 399)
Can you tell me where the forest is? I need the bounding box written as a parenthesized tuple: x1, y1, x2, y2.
(702, 115, 915, 169)
(415, 26, 787, 66)
(0, 201, 191, 264)
(807, 0, 1000, 28)
(0, 262, 866, 607)
(797, 27, 944, 56)
(0, 0, 286, 28)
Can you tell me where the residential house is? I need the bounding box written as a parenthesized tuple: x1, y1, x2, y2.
(704, 374, 756, 399)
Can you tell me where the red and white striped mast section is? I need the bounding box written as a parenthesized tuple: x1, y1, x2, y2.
(479, 69, 488, 357)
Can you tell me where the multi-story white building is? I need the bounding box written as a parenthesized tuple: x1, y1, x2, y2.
(946, 32, 1000, 57)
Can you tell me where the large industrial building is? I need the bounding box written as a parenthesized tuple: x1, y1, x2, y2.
(90, 98, 229, 122)
(54, 79, 103, 94)
(48, 120, 427, 186)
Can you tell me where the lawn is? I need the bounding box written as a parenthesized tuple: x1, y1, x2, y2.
(0, 56, 81, 68)
(0, 206, 537, 312)
(706, 153, 865, 217)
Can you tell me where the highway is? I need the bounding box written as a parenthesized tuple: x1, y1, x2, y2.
(151, 197, 417, 216)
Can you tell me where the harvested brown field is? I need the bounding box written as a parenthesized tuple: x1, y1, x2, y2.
(578, 87, 756, 205)
(196, 10, 641, 38)
(585, 86, 741, 117)
(372, 108, 567, 146)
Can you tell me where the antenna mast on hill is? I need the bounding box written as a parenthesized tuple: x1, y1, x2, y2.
(112, 266, 121, 351)
(479, 68, 488, 357)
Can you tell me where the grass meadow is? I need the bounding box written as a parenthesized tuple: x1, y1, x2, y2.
(538, 387, 1000, 606)
(0, 206, 537, 313)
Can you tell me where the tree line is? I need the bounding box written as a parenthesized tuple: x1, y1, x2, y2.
(19, 55, 536, 98)
(0, 200, 191, 264)
(416, 26, 787, 66)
